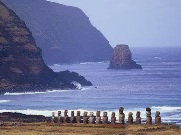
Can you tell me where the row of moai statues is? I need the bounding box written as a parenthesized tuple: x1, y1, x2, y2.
(146, 107, 161, 124)
(51, 110, 104, 124)
(51, 107, 161, 124)
(117, 107, 140, 124)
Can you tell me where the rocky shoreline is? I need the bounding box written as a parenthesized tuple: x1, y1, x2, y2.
(0, 85, 73, 95)
(0, 70, 92, 95)
(0, 2, 92, 94)
(0, 112, 180, 135)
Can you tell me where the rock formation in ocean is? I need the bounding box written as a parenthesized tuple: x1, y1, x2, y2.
(108, 45, 142, 69)
(1, 0, 113, 65)
(0, 1, 92, 94)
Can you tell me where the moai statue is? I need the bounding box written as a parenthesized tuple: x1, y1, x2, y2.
(119, 107, 125, 124)
(64, 110, 68, 123)
(89, 112, 95, 124)
(136, 111, 141, 124)
(76, 111, 81, 123)
(128, 112, 133, 124)
(111, 112, 116, 124)
(83, 112, 88, 124)
(51, 112, 55, 124)
(146, 107, 152, 124)
(70, 111, 75, 123)
(155, 111, 161, 124)
(58, 111, 63, 124)
(102, 112, 108, 124)
(96, 111, 101, 124)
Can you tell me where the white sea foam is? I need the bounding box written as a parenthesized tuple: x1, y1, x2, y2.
(0, 108, 160, 122)
(0, 109, 93, 117)
(3, 89, 74, 96)
(46, 89, 70, 93)
(0, 109, 53, 116)
(0, 106, 180, 124)
(72, 81, 82, 90)
(151, 106, 181, 112)
(155, 57, 162, 60)
(4, 91, 46, 96)
(0, 100, 10, 104)
(0, 109, 122, 118)
(0, 106, 180, 119)
(80, 61, 106, 65)
(53, 64, 61, 66)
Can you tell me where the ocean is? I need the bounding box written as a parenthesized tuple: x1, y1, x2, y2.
(0, 47, 181, 125)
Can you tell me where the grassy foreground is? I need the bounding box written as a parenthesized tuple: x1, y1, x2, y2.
(0, 122, 181, 135)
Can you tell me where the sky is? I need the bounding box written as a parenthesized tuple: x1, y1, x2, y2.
(47, 0, 181, 47)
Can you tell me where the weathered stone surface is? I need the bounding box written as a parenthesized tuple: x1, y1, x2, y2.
(96, 111, 101, 124)
(1, 0, 113, 65)
(89, 112, 95, 124)
(58, 111, 63, 124)
(102, 112, 108, 124)
(0, 1, 92, 93)
(111, 112, 116, 124)
(70, 111, 75, 123)
(119, 107, 125, 124)
(51, 112, 55, 124)
(108, 45, 142, 69)
(0, 112, 46, 123)
(63, 110, 68, 123)
(136, 111, 141, 124)
(76, 111, 81, 123)
(146, 107, 152, 124)
(83, 112, 88, 124)
(128, 112, 133, 124)
(155, 111, 161, 124)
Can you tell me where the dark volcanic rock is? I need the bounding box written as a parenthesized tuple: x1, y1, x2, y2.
(1, 0, 113, 65)
(108, 45, 142, 69)
(0, 1, 92, 94)
(0, 112, 46, 123)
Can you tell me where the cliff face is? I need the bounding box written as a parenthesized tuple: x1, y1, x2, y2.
(109, 45, 142, 69)
(1, 0, 113, 65)
(0, 1, 91, 93)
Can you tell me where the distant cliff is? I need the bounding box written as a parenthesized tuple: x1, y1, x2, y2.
(1, 0, 113, 65)
(108, 45, 142, 69)
(0, 1, 91, 94)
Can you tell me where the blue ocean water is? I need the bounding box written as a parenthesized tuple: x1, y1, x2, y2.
(0, 47, 181, 125)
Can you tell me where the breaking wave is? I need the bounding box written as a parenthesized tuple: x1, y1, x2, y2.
(4, 92, 46, 96)
(0, 100, 10, 104)
(80, 61, 106, 65)
(3, 90, 70, 96)
(0, 106, 180, 124)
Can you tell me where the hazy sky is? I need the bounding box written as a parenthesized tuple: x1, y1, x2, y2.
(47, 0, 181, 47)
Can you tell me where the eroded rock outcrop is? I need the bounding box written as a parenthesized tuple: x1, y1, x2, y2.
(0, 1, 91, 94)
(0, 112, 46, 123)
(1, 0, 113, 64)
(108, 45, 142, 69)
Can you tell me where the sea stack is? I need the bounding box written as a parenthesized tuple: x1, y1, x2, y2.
(108, 44, 142, 69)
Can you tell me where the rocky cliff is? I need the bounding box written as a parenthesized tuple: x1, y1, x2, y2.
(108, 45, 142, 69)
(1, 0, 113, 65)
(0, 1, 91, 94)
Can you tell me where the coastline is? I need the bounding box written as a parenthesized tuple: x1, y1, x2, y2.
(0, 86, 70, 95)
(0, 112, 180, 135)
(0, 81, 89, 95)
